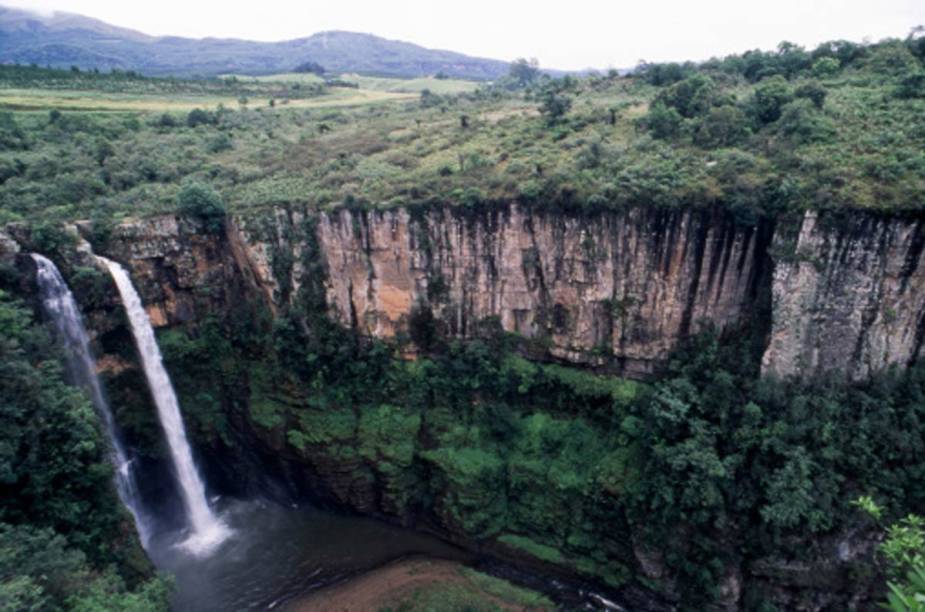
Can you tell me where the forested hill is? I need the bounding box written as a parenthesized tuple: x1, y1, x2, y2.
(0, 6, 511, 79)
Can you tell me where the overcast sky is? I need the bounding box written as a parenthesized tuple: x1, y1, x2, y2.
(6, 0, 925, 70)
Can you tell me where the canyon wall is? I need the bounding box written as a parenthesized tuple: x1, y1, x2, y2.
(761, 211, 925, 380)
(294, 205, 769, 377)
(88, 203, 925, 381)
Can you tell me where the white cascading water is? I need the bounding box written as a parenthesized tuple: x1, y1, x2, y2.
(31, 254, 152, 547)
(97, 255, 231, 556)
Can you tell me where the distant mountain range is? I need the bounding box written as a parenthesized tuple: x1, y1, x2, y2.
(0, 5, 513, 80)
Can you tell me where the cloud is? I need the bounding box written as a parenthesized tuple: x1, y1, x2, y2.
(2, 1, 58, 17)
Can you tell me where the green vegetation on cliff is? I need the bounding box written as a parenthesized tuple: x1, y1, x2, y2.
(1, 33, 924, 232)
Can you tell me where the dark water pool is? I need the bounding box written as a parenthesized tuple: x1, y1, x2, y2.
(146, 498, 468, 611)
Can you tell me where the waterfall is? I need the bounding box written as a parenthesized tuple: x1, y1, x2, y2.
(97, 255, 230, 556)
(31, 254, 152, 547)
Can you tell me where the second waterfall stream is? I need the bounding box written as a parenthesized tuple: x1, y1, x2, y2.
(97, 255, 231, 555)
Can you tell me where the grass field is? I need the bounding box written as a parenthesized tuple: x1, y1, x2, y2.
(0, 86, 416, 112)
(226, 72, 480, 94)
(339, 74, 481, 94)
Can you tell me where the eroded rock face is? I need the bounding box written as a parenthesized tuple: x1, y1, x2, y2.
(94, 204, 925, 382)
(761, 211, 925, 381)
(100, 215, 255, 329)
(310, 205, 771, 377)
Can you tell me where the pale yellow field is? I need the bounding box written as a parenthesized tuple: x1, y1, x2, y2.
(340, 74, 481, 94)
(226, 72, 481, 94)
(0, 86, 416, 113)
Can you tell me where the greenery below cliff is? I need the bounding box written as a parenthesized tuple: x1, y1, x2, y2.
(149, 275, 925, 608)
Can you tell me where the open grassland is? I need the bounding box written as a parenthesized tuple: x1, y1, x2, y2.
(0, 86, 415, 112)
(227, 71, 481, 94)
(342, 74, 482, 94)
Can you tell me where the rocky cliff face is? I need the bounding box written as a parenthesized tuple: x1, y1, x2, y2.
(310, 205, 771, 377)
(762, 211, 925, 381)
(230, 204, 772, 377)
(89, 203, 925, 382)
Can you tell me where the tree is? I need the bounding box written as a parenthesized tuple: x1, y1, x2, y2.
(640, 102, 682, 139)
(294, 61, 325, 75)
(812, 57, 840, 78)
(176, 183, 226, 233)
(751, 75, 793, 124)
(640, 62, 689, 86)
(186, 108, 215, 128)
(856, 500, 925, 612)
(795, 81, 828, 108)
(776, 99, 835, 144)
(776, 41, 810, 77)
(655, 74, 718, 118)
(539, 90, 571, 125)
(509, 58, 540, 87)
(694, 105, 750, 147)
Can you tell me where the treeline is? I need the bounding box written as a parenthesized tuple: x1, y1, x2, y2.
(636, 34, 925, 146)
(0, 64, 327, 98)
(641, 34, 925, 85)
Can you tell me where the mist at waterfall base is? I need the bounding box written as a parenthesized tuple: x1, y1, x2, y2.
(144, 497, 468, 611)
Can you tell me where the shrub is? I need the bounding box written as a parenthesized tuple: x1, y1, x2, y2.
(694, 105, 751, 147)
(154, 113, 177, 128)
(795, 81, 828, 109)
(0, 111, 28, 150)
(186, 108, 216, 128)
(206, 133, 233, 153)
(811, 57, 840, 78)
(896, 72, 925, 99)
(751, 75, 793, 124)
(640, 102, 683, 139)
(176, 182, 226, 233)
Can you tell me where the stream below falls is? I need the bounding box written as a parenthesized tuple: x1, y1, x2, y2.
(145, 498, 468, 611)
